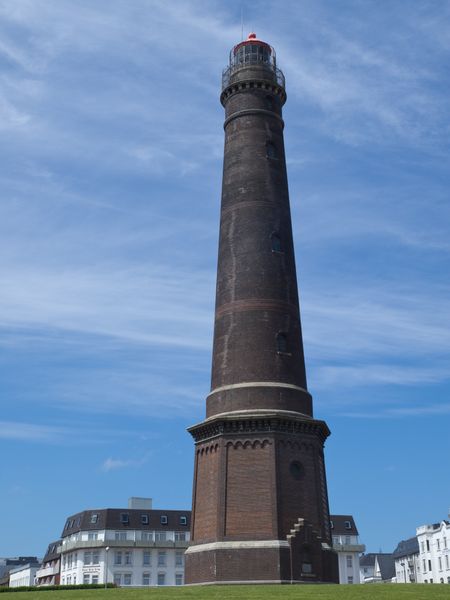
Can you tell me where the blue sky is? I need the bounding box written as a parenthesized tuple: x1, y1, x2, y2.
(1, 0, 449, 558)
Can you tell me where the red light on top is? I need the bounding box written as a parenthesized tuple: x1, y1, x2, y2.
(233, 32, 272, 55)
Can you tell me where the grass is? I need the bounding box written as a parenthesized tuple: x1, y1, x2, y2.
(0, 585, 449, 600)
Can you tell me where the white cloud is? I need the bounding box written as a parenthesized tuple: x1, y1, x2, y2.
(101, 455, 149, 472)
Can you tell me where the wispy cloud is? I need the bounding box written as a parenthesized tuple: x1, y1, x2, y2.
(0, 421, 68, 442)
(101, 455, 149, 472)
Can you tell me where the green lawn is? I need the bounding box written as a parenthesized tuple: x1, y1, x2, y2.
(1, 585, 449, 600)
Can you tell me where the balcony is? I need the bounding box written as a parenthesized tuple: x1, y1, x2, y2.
(36, 564, 59, 578)
(222, 62, 285, 91)
(332, 543, 366, 553)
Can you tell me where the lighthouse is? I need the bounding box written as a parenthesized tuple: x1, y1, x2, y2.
(185, 33, 338, 584)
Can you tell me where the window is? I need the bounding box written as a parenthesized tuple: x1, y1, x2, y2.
(158, 551, 166, 567)
(345, 536, 351, 545)
(266, 96, 274, 111)
(330, 521, 334, 529)
(271, 232, 282, 253)
(123, 573, 132, 586)
(143, 551, 151, 566)
(157, 573, 166, 586)
(88, 531, 98, 540)
(120, 513, 129, 524)
(115, 531, 127, 541)
(73, 576, 76, 585)
(155, 532, 167, 541)
(289, 461, 304, 480)
(276, 332, 288, 354)
(347, 576, 353, 584)
(333, 536, 339, 545)
(142, 573, 151, 586)
(124, 551, 132, 565)
(92, 551, 99, 564)
(439, 557, 443, 570)
(90, 513, 98, 524)
(175, 573, 183, 586)
(441, 578, 444, 583)
(427, 540, 430, 552)
(423, 559, 426, 571)
(421, 542, 425, 552)
(160, 515, 168, 525)
(114, 551, 122, 565)
(141, 531, 153, 541)
(180, 516, 187, 526)
(429, 560, 432, 571)
(141, 514, 149, 525)
(92, 575, 98, 584)
(83, 574, 90, 584)
(430, 578, 433, 584)
(84, 551, 92, 565)
(176, 551, 184, 567)
(266, 141, 277, 159)
(175, 532, 186, 541)
(344, 521, 351, 530)
(437, 539, 441, 550)
(75, 517, 81, 527)
(346, 555, 353, 568)
(113, 574, 121, 586)
(445, 555, 449, 569)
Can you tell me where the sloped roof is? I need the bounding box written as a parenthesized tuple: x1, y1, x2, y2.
(360, 553, 377, 567)
(393, 536, 419, 559)
(61, 508, 191, 538)
(376, 554, 395, 581)
(330, 514, 359, 535)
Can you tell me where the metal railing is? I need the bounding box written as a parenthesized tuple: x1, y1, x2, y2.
(222, 62, 285, 90)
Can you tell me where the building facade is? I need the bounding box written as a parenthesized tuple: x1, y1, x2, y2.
(8, 562, 41, 588)
(186, 33, 337, 585)
(330, 515, 365, 584)
(359, 553, 394, 583)
(35, 542, 61, 587)
(59, 498, 190, 587)
(416, 518, 450, 584)
(392, 537, 419, 583)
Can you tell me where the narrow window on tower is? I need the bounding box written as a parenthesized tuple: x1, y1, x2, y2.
(271, 232, 282, 253)
(266, 95, 274, 111)
(276, 332, 289, 354)
(266, 141, 277, 159)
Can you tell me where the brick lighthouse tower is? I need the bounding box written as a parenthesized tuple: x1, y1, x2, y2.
(185, 34, 338, 584)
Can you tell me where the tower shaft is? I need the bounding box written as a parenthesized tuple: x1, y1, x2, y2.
(185, 35, 338, 584)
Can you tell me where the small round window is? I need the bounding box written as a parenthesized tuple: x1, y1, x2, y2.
(290, 461, 304, 480)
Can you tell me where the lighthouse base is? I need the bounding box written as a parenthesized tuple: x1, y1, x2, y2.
(185, 535, 338, 584)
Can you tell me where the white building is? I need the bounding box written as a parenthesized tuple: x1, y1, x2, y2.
(9, 562, 41, 588)
(330, 515, 365, 584)
(416, 516, 450, 584)
(59, 498, 190, 587)
(359, 553, 394, 583)
(392, 537, 419, 583)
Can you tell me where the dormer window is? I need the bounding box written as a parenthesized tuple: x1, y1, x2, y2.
(120, 513, 129, 524)
(141, 515, 149, 525)
(90, 514, 98, 524)
(330, 521, 334, 529)
(161, 515, 168, 525)
(344, 520, 351, 529)
(180, 516, 187, 526)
